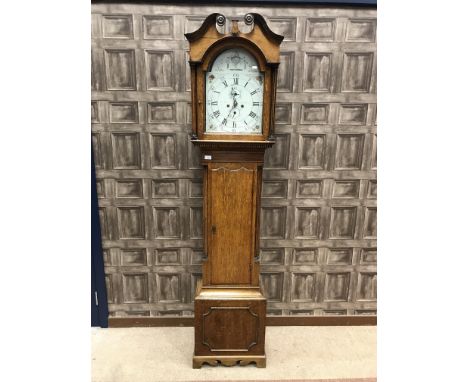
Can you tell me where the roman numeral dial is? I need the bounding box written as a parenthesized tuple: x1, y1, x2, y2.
(205, 48, 263, 134)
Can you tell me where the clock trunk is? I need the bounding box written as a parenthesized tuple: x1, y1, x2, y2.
(208, 162, 257, 285)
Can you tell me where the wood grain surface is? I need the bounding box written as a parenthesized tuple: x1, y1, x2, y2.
(209, 163, 257, 285)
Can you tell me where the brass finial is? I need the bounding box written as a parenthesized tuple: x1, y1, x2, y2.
(216, 14, 225, 27)
(244, 13, 254, 25)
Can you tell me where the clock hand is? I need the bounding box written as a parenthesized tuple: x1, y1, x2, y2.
(227, 87, 235, 109)
(231, 87, 240, 109)
(230, 87, 237, 100)
(226, 87, 237, 117)
(227, 87, 241, 119)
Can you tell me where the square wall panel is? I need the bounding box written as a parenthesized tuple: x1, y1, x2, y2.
(260, 249, 284, 265)
(155, 248, 181, 265)
(335, 134, 364, 170)
(148, 103, 176, 123)
(262, 180, 288, 198)
(111, 133, 141, 169)
(152, 179, 179, 198)
(324, 273, 351, 302)
(295, 207, 320, 238)
(260, 207, 286, 239)
(346, 19, 377, 42)
(156, 273, 182, 302)
(303, 53, 332, 92)
(110, 102, 139, 123)
(143, 16, 174, 39)
(153, 207, 180, 238)
(291, 273, 317, 302)
(116, 180, 143, 198)
(296, 180, 323, 198)
(145, 51, 175, 90)
(342, 53, 373, 92)
(105, 49, 137, 90)
(150, 134, 176, 169)
(117, 207, 145, 239)
(122, 273, 149, 303)
(338, 104, 368, 125)
(332, 180, 360, 198)
(121, 249, 147, 266)
(299, 135, 326, 169)
(300, 104, 329, 124)
(102, 15, 133, 39)
(330, 207, 357, 239)
(293, 248, 318, 264)
(327, 248, 353, 265)
(305, 18, 335, 41)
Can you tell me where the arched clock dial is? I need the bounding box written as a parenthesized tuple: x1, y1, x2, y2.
(205, 48, 264, 134)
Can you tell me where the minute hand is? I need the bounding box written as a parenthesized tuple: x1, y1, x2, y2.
(232, 87, 240, 107)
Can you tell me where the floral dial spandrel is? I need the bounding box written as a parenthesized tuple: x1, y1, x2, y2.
(205, 48, 264, 134)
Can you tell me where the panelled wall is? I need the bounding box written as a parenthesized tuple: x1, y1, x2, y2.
(91, 3, 377, 318)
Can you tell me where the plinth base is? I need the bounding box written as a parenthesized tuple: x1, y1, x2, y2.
(193, 283, 266, 368)
(193, 355, 266, 368)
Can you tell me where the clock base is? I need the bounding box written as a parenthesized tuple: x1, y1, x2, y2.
(193, 355, 266, 368)
(193, 282, 266, 368)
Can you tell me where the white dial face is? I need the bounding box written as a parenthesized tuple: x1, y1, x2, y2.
(205, 48, 264, 134)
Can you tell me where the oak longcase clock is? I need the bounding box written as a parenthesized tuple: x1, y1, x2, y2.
(185, 13, 283, 368)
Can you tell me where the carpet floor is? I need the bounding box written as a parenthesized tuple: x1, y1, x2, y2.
(92, 326, 376, 382)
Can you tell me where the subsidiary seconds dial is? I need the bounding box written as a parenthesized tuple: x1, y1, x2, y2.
(205, 49, 264, 134)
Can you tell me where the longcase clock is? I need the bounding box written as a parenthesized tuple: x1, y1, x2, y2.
(185, 13, 283, 368)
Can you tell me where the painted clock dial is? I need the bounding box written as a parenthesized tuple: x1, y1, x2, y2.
(205, 48, 264, 134)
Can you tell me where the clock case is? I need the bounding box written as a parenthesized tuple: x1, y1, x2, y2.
(185, 13, 283, 368)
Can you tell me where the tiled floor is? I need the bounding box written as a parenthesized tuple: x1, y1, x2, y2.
(92, 326, 376, 382)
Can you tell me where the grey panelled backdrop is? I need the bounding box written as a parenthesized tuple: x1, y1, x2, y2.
(91, 3, 377, 318)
